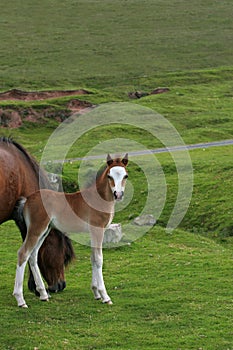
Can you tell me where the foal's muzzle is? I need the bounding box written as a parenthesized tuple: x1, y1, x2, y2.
(114, 191, 124, 201)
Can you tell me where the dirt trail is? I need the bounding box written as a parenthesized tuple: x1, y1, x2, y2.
(0, 89, 94, 128)
(0, 88, 91, 101)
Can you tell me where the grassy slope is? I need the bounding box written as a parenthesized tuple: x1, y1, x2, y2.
(4, 67, 232, 240)
(0, 222, 232, 350)
(1, 0, 233, 90)
(1, 1, 233, 349)
(3, 66, 233, 153)
(156, 146, 233, 239)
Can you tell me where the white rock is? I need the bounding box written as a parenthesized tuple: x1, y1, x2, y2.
(133, 214, 156, 226)
(104, 224, 123, 244)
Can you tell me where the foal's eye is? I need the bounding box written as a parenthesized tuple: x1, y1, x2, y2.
(107, 174, 113, 180)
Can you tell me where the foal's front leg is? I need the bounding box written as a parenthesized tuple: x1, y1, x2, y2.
(90, 229, 112, 304)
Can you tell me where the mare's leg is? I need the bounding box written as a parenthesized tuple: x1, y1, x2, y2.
(90, 228, 112, 304)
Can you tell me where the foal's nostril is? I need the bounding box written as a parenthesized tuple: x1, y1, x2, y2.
(114, 191, 124, 200)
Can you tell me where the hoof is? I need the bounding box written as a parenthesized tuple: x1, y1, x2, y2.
(95, 297, 102, 301)
(19, 304, 28, 308)
(41, 298, 49, 302)
(104, 300, 113, 305)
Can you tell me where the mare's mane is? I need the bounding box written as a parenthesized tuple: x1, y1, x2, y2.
(0, 136, 49, 189)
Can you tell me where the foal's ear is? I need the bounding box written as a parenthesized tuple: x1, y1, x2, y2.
(122, 153, 128, 166)
(107, 154, 114, 166)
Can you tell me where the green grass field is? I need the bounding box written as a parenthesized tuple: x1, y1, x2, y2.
(1, 224, 233, 350)
(1, 0, 233, 90)
(0, 0, 233, 349)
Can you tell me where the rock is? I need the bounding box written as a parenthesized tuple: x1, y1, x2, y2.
(0, 109, 22, 128)
(128, 91, 149, 99)
(66, 99, 93, 112)
(104, 224, 123, 244)
(128, 88, 170, 99)
(133, 214, 156, 226)
(47, 172, 62, 191)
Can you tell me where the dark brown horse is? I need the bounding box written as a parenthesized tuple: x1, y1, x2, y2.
(0, 136, 75, 294)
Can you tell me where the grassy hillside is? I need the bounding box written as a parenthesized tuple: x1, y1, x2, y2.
(2, 66, 233, 151)
(0, 1, 233, 349)
(0, 223, 232, 350)
(2, 67, 232, 241)
(1, 0, 233, 89)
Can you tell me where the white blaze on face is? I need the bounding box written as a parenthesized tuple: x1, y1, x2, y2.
(108, 166, 128, 201)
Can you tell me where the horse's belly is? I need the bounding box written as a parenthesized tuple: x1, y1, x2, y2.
(51, 215, 88, 234)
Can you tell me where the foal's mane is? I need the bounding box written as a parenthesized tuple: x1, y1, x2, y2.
(0, 136, 49, 188)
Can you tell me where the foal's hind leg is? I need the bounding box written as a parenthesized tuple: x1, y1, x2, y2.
(13, 260, 28, 308)
(29, 243, 49, 302)
(13, 226, 50, 307)
(13, 243, 31, 307)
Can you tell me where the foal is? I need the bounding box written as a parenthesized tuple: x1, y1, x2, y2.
(13, 154, 128, 308)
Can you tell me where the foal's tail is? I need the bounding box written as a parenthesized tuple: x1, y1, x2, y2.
(12, 197, 27, 240)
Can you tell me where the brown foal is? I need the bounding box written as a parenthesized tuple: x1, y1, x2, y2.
(13, 154, 128, 307)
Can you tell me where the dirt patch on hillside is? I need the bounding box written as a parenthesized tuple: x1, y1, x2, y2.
(0, 88, 91, 101)
(0, 89, 95, 128)
(128, 87, 170, 99)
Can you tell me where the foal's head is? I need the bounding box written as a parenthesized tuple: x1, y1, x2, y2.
(106, 154, 128, 201)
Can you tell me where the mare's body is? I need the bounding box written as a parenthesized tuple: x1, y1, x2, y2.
(0, 137, 74, 293)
